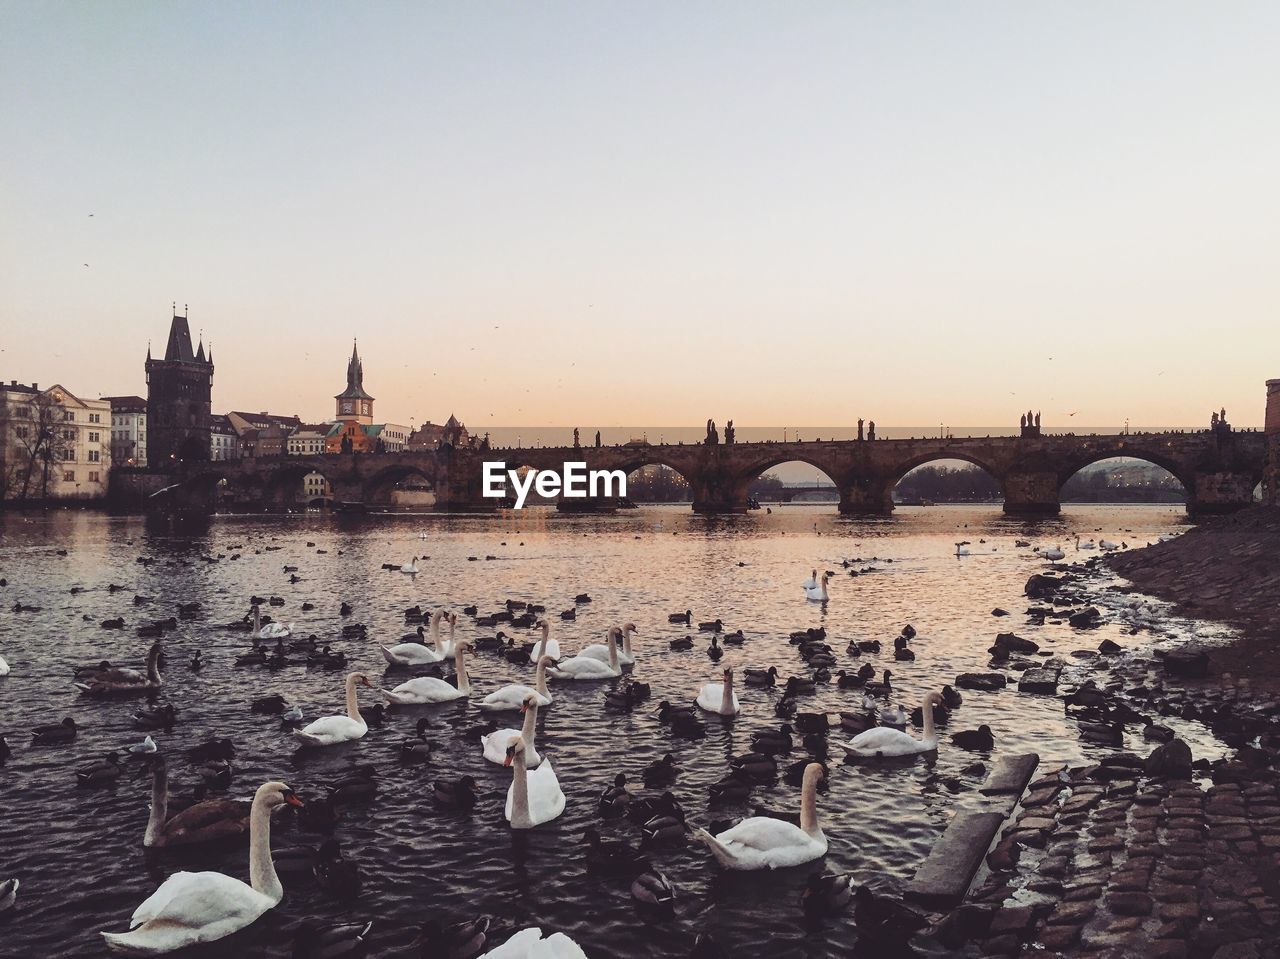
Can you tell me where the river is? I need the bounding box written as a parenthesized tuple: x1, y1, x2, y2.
(0, 504, 1239, 957)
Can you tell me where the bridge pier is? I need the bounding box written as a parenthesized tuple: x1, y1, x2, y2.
(1002, 471, 1061, 517)
(1186, 471, 1259, 516)
(838, 480, 894, 517)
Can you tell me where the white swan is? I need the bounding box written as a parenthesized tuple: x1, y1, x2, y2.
(436, 612, 459, 657)
(476, 656, 555, 712)
(802, 568, 818, 590)
(482, 693, 542, 768)
(477, 927, 587, 959)
(293, 672, 373, 747)
(503, 737, 565, 828)
(845, 690, 944, 759)
(696, 666, 740, 716)
(526, 621, 561, 661)
(251, 606, 291, 641)
(1099, 539, 1120, 551)
(380, 609, 447, 666)
(579, 623, 637, 666)
(1038, 545, 1065, 561)
(955, 543, 971, 557)
(101, 781, 301, 954)
(401, 556, 419, 574)
(694, 763, 827, 870)
(548, 628, 620, 680)
(1076, 537, 1096, 551)
(0, 654, 9, 676)
(803, 573, 830, 602)
(382, 642, 471, 705)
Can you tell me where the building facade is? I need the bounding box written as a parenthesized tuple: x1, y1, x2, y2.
(1266, 378, 1280, 506)
(1, 381, 111, 502)
(105, 395, 147, 467)
(407, 414, 471, 450)
(228, 412, 302, 458)
(146, 312, 214, 465)
(288, 425, 330, 456)
(210, 414, 239, 461)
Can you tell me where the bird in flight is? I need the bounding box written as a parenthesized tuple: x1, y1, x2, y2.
(1067, 411, 1078, 417)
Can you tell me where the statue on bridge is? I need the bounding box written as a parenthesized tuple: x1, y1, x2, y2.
(867, 421, 875, 441)
(725, 420, 735, 444)
(595, 430, 601, 448)
(340, 433, 353, 454)
(705, 419, 719, 445)
(857, 418, 864, 441)
(1020, 413, 1026, 429)
(1035, 411, 1040, 428)
(573, 427, 580, 449)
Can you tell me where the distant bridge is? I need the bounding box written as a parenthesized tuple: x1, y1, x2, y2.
(162, 427, 1266, 517)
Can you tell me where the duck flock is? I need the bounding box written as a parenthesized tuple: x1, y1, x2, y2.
(0, 516, 1170, 958)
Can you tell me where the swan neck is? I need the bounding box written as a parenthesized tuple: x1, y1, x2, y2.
(535, 658, 549, 697)
(721, 672, 734, 714)
(247, 791, 283, 901)
(521, 702, 538, 748)
(454, 644, 469, 694)
(800, 766, 821, 835)
(147, 645, 162, 685)
(510, 750, 531, 827)
(143, 761, 169, 846)
(345, 674, 365, 726)
(536, 623, 549, 658)
(608, 630, 618, 670)
(922, 695, 936, 743)
(622, 627, 633, 657)
(431, 610, 443, 649)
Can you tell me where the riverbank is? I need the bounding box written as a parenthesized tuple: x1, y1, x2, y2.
(1108, 506, 1280, 685)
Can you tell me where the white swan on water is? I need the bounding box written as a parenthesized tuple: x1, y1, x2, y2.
(249, 606, 292, 641)
(476, 655, 555, 712)
(802, 568, 819, 590)
(579, 623, 638, 666)
(381, 643, 471, 705)
(845, 691, 944, 759)
(477, 927, 587, 958)
(696, 666, 740, 716)
(526, 621, 561, 661)
(694, 763, 827, 870)
(292, 673, 373, 747)
(380, 609, 447, 666)
(401, 556, 419, 574)
(101, 781, 301, 954)
(1037, 545, 1065, 561)
(481, 693, 542, 767)
(503, 737, 564, 829)
(803, 573, 830, 602)
(548, 628, 621, 680)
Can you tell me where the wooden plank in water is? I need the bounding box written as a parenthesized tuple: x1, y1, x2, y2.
(905, 811, 1006, 908)
(980, 752, 1041, 796)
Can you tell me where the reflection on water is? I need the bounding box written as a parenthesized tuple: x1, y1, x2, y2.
(0, 505, 1222, 957)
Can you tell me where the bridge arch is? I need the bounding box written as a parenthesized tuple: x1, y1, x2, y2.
(1059, 455, 1189, 505)
(362, 461, 442, 506)
(891, 455, 1005, 507)
(733, 455, 842, 506)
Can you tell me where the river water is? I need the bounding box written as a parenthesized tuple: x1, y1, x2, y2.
(0, 504, 1238, 958)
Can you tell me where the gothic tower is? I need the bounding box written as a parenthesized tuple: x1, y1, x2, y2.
(145, 309, 214, 465)
(335, 340, 374, 425)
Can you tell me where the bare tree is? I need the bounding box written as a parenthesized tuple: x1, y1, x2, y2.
(4, 393, 71, 502)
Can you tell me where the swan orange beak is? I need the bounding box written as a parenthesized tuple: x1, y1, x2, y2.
(503, 754, 514, 768)
(284, 790, 304, 808)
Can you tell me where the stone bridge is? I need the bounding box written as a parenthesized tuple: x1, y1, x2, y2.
(168, 428, 1266, 517)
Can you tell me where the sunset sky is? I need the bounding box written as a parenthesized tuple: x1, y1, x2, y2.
(2, 2, 1277, 429)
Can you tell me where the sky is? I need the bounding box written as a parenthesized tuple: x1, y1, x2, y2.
(2, 2, 1278, 430)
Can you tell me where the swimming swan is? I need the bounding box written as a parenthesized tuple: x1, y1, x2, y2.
(292, 673, 373, 747)
(503, 737, 564, 829)
(548, 628, 621, 680)
(844, 691, 944, 759)
(102, 781, 302, 954)
(382, 643, 471, 705)
(580, 622, 637, 666)
(476, 655, 555, 712)
(694, 763, 826, 870)
(481, 693, 542, 768)
(696, 666, 741, 716)
(803, 574, 830, 602)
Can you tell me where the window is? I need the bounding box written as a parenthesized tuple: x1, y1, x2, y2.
(88, 471, 99, 482)
(88, 450, 100, 462)
(63, 410, 74, 421)
(63, 429, 76, 441)
(15, 426, 28, 439)
(89, 432, 99, 443)
(62, 449, 74, 461)
(89, 413, 100, 424)
(63, 470, 75, 482)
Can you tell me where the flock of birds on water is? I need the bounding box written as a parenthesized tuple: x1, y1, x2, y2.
(0, 524, 1173, 958)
